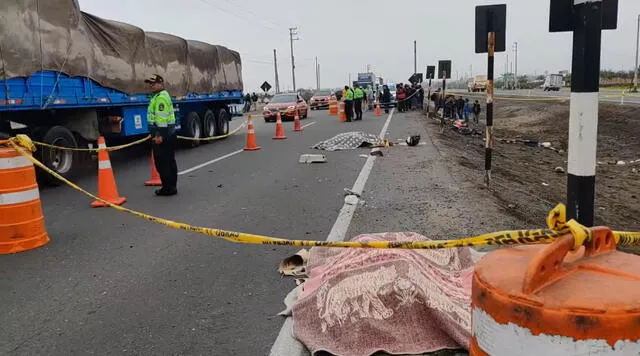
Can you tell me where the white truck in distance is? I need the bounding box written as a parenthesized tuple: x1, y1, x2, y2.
(542, 74, 563, 91)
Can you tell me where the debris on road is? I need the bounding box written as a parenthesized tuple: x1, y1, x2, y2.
(359, 154, 368, 158)
(278, 249, 310, 277)
(554, 166, 565, 174)
(343, 188, 361, 198)
(344, 195, 359, 205)
(299, 154, 327, 164)
(370, 150, 384, 157)
(406, 135, 421, 146)
(542, 182, 549, 186)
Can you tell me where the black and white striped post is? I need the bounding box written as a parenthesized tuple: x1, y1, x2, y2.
(475, 5, 507, 188)
(550, 0, 618, 225)
(426, 65, 435, 117)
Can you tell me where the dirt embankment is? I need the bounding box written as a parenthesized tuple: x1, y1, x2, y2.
(426, 100, 640, 234)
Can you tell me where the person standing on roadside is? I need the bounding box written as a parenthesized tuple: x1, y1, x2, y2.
(343, 85, 354, 122)
(353, 84, 365, 120)
(145, 74, 178, 196)
(472, 99, 482, 123)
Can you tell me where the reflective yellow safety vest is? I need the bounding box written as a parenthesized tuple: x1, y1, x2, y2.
(147, 89, 176, 135)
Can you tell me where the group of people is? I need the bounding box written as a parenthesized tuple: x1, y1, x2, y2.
(432, 91, 482, 123)
(394, 83, 425, 112)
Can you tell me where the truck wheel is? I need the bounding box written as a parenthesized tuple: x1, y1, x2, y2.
(202, 109, 216, 143)
(214, 108, 230, 137)
(37, 126, 77, 186)
(180, 111, 201, 148)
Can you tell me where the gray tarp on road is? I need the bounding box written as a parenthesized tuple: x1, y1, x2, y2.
(312, 132, 383, 151)
(0, 0, 243, 97)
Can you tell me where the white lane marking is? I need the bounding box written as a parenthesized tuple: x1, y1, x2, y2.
(269, 109, 395, 356)
(300, 121, 317, 129)
(178, 149, 244, 175)
(326, 109, 393, 241)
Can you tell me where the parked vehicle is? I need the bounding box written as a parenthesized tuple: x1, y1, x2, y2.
(468, 75, 488, 92)
(542, 74, 563, 91)
(309, 89, 336, 110)
(262, 93, 308, 122)
(0, 2, 243, 185)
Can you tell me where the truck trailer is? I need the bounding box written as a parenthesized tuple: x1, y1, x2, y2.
(0, 0, 244, 184)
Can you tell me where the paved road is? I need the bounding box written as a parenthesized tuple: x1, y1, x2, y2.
(0, 108, 398, 355)
(449, 88, 640, 105)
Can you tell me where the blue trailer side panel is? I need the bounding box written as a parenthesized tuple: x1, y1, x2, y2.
(0, 71, 243, 137)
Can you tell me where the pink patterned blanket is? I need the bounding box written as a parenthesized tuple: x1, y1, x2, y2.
(292, 232, 474, 356)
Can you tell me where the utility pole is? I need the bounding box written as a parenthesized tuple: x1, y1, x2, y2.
(289, 27, 299, 92)
(413, 40, 417, 74)
(513, 42, 518, 89)
(317, 63, 321, 89)
(273, 49, 280, 94)
(634, 14, 639, 92)
(315, 56, 319, 90)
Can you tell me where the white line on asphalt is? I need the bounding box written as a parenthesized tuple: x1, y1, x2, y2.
(269, 109, 395, 356)
(300, 121, 317, 129)
(178, 149, 244, 175)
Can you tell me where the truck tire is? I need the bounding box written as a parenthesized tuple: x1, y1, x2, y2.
(214, 108, 230, 137)
(180, 111, 201, 148)
(202, 109, 216, 143)
(37, 126, 77, 186)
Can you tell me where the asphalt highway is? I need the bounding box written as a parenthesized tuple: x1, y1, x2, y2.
(1, 108, 401, 355)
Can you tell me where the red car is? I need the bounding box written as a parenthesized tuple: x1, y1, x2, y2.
(262, 93, 309, 122)
(309, 89, 336, 110)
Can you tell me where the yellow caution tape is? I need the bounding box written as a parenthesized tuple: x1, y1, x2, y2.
(177, 121, 245, 141)
(33, 135, 151, 152)
(6, 136, 640, 250)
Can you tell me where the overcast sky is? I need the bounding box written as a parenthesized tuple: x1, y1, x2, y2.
(81, 0, 640, 92)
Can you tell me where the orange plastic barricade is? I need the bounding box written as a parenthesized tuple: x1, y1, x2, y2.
(328, 100, 338, 116)
(0, 145, 49, 254)
(338, 102, 346, 122)
(470, 227, 640, 355)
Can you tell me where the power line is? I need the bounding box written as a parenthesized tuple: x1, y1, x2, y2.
(220, 0, 280, 30)
(194, 0, 281, 33)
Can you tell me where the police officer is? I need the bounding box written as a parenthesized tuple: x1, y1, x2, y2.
(145, 74, 178, 196)
(343, 85, 354, 122)
(353, 84, 365, 120)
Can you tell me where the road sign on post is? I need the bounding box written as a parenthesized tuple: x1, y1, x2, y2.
(437, 60, 452, 126)
(260, 81, 272, 93)
(475, 4, 507, 188)
(426, 66, 435, 117)
(549, 0, 618, 227)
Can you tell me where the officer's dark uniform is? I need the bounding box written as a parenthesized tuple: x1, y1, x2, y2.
(145, 74, 178, 196)
(353, 86, 365, 120)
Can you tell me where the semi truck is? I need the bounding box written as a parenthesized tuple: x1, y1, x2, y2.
(0, 0, 243, 184)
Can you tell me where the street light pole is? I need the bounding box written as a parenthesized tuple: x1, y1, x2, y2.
(289, 27, 299, 92)
(634, 14, 639, 92)
(513, 41, 518, 89)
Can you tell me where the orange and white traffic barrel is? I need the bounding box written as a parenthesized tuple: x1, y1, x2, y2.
(470, 227, 640, 355)
(0, 145, 49, 254)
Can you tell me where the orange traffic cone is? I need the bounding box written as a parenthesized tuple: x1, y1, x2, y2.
(91, 136, 127, 208)
(144, 151, 162, 186)
(244, 115, 261, 151)
(375, 102, 382, 116)
(273, 112, 287, 140)
(339, 102, 347, 122)
(293, 110, 303, 132)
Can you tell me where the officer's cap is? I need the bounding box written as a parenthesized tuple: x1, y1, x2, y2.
(145, 74, 164, 84)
